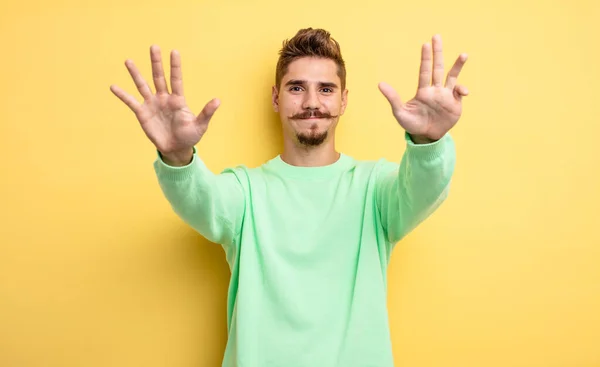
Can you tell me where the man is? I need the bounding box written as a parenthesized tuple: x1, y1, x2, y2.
(110, 28, 468, 367)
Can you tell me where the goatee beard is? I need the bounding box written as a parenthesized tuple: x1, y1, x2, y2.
(297, 130, 328, 147)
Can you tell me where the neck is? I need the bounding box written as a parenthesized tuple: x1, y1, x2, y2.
(280, 137, 340, 167)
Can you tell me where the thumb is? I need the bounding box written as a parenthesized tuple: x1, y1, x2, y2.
(378, 82, 402, 113)
(453, 84, 469, 101)
(196, 98, 221, 125)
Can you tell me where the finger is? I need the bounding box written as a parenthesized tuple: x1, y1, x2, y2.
(445, 53, 468, 90)
(150, 45, 169, 94)
(378, 82, 402, 112)
(170, 50, 184, 96)
(432, 34, 444, 87)
(196, 98, 221, 125)
(418, 43, 432, 89)
(453, 84, 469, 101)
(125, 59, 153, 100)
(110, 84, 141, 114)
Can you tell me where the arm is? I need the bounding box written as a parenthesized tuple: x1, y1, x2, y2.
(153, 146, 245, 247)
(375, 132, 455, 244)
(376, 34, 468, 244)
(109, 45, 240, 244)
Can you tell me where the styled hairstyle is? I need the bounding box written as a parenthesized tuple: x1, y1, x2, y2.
(275, 28, 346, 91)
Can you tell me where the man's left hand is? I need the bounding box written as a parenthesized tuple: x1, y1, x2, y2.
(379, 34, 469, 144)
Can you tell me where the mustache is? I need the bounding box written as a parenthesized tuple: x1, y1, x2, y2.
(290, 110, 337, 119)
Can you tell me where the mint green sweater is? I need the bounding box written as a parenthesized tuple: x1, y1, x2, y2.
(153, 132, 456, 367)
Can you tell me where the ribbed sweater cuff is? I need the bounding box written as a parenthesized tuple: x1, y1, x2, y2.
(153, 146, 205, 182)
(404, 132, 452, 161)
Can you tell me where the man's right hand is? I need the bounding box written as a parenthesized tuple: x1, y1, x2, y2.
(110, 45, 220, 166)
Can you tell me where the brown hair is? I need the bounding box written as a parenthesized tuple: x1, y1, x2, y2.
(275, 28, 346, 91)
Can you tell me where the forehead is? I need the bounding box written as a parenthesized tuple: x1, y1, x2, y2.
(282, 57, 340, 84)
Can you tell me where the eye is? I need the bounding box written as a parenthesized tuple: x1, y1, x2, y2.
(289, 86, 303, 92)
(321, 88, 333, 93)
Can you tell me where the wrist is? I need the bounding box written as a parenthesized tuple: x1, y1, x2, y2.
(159, 148, 194, 167)
(408, 133, 437, 144)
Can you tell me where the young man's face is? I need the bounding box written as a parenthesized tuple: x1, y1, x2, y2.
(272, 57, 348, 147)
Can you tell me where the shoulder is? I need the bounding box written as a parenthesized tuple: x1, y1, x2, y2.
(350, 155, 399, 173)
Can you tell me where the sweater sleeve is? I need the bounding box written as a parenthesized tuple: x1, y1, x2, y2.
(374, 132, 456, 245)
(152, 146, 246, 248)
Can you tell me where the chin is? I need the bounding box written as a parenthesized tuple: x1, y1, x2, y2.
(296, 129, 328, 147)
(286, 117, 334, 146)
(296, 124, 324, 136)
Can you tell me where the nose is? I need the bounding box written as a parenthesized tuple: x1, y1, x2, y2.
(302, 88, 321, 110)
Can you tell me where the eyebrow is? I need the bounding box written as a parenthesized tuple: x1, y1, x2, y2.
(284, 79, 339, 89)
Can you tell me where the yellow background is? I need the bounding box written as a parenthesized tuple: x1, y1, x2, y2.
(1, 0, 599, 366)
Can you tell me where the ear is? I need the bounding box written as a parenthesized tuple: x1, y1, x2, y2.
(272, 85, 279, 112)
(340, 89, 349, 115)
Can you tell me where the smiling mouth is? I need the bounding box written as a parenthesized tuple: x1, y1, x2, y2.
(291, 112, 331, 120)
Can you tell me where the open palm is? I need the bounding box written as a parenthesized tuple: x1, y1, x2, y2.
(110, 45, 220, 160)
(379, 34, 469, 143)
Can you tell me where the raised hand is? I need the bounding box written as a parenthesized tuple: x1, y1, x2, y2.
(110, 45, 220, 165)
(378, 35, 469, 144)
